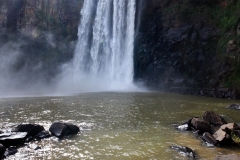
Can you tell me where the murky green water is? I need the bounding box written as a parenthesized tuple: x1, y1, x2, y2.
(1, 92, 240, 160)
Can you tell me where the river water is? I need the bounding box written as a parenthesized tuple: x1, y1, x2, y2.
(1, 92, 240, 160)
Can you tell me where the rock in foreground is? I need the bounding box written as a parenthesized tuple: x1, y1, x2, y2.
(49, 122, 80, 138)
(0, 132, 27, 148)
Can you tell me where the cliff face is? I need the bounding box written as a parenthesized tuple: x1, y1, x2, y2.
(0, 0, 82, 38)
(135, 0, 240, 98)
(0, 0, 83, 88)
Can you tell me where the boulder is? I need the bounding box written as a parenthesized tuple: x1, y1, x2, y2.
(49, 122, 80, 138)
(14, 124, 45, 137)
(191, 118, 212, 133)
(227, 104, 240, 110)
(214, 154, 240, 160)
(0, 143, 5, 159)
(203, 111, 227, 126)
(171, 144, 195, 159)
(202, 132, 217, 145)
(0, 132, 27, 148)
(213, 126, 234, 145)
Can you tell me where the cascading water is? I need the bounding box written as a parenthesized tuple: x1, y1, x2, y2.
(71, 0, 136, 92)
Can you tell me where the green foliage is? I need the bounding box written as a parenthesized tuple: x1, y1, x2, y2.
(232, 131, 240, 145)
(219, 1, 240, 32)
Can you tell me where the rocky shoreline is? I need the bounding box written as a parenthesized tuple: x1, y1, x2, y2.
(173, 104, 240, 159)
(0, 122, 80, 159)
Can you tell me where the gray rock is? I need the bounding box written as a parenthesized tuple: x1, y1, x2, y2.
(227, 104, 240, 110)
(171, 144, 195, 159)
(49, 122, 80, 138)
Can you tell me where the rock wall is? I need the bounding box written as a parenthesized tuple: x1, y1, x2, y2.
(0, 0, 83, 39)
(135, 0, 240, 98)
(0, 0, 83, 88)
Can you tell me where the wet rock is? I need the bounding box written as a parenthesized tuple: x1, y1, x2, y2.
(214, 154, 240, 160)
(171, 144, 195, 159)
(227, 104, 240, 110)
(177, 123, 189, 131)
(4, 146, 18, 157)
(0, 143, 5, 159)
(49, 122, 80, 138)
(36, 130, 51, 139)
(191, 118, 212, 133)
(202, 132, 217, 145)
(14, 124, 45, 137)
(203, 111, 227, 126)
(177, 119, 192, 131)
(0, 132, 27, 148)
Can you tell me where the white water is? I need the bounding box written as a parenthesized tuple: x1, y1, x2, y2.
(59, 0, 138, 93)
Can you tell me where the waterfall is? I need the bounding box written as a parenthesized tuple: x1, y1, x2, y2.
(71, 0, 136, 91)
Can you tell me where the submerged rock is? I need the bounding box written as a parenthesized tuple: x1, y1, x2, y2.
(214, 154, 240, 160)
(14, 124, 45, 137)
(227, 104, 240, 110)
(0, 132, 27, 148)
(49, 122, 80, 138)
(171, 144, 195, 159)
(4, 146, 18, 157)
(0, 143, 5, 159)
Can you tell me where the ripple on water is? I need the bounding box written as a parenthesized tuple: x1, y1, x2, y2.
(1, 92, 240, 159)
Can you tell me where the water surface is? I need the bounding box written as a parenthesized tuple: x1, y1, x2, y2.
(1, 92, 240, 160)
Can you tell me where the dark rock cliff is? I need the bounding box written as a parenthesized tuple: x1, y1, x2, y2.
(135, 0, 240, 98)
